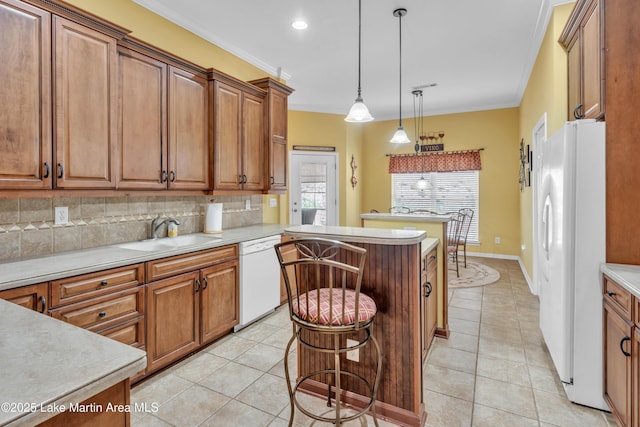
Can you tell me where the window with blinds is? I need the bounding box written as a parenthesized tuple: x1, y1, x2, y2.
(391, 171, 479, 243)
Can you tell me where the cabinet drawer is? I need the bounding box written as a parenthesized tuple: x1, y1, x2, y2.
(146, 245, 238, 281)
(604, 276, 633, 319)
(51, 264, 144, 307)
(51, 288, 144, 332)
(100, 316, 145, 348)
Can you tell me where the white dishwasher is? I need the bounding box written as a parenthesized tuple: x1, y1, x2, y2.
(236, 235, 282, 331)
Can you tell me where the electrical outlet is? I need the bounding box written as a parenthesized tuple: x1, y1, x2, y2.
(55, 207, 69, 225)
(245, 199, 251, 210)
(495, 236, 501, 244)
(269, 198, 277, 208)
(346, 339, 359, 362)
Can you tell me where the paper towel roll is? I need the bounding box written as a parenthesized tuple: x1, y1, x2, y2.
(204, 202, 223, 234)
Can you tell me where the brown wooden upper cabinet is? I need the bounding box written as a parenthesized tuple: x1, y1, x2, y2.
(560, 0, 604, 121)
(117, 48, 209, 191)
(250, 78, 294, 193)
(54, 16, 118, 189)
(212, 80, 265, 192)
(0, 0, 52, 190)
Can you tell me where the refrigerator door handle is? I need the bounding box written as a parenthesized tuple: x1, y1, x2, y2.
(542, 196, 552, 260)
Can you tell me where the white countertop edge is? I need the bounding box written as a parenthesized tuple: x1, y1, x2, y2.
(360, 212, 451, 223)
(421, 238, 439, 255)
(601, 263, 640, 298)
(0, 224, 289, 291)
(284, 225, 426, 245)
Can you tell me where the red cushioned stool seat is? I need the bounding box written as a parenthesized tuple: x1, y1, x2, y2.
(292, 288, 377, 326)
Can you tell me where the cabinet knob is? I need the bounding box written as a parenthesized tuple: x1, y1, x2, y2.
(98, 311, 107, 318)
(606, 291, 616, 297)
(100, 280, 108, 287)
(620, 336, 631, 357)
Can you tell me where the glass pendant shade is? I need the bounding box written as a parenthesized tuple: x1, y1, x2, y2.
(415, 176, 429, 190)
(390, 126, 410, 144)
(345, 97, 374, 122)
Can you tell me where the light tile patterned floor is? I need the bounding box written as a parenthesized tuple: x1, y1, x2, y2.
(131, 257, 616, 426)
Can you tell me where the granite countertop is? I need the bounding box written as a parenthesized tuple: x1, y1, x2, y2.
(360, 212, 452, 223)
(285, 225, 427, 245)
(0, 300, 147, 426)
(0, 224, 288, 292)
(421, 237, 439, 255)
(601, 263, 640, 298)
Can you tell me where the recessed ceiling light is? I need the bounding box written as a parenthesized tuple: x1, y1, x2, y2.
(292, 20, 308, 30)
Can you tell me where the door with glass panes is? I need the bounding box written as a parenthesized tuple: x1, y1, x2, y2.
(289, 152, 338, 226)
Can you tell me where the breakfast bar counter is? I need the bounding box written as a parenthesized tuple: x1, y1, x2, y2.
(284, 225, 430, 427)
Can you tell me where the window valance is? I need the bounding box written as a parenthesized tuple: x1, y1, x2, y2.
(388, 149, 483, 174)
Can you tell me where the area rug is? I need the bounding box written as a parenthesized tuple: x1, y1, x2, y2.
(448, 260, 500, 288)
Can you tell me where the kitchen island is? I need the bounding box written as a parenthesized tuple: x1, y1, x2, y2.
(360, 212, 451, 339)
(284, 225, 433, 427)
(0, 299, 147, 426)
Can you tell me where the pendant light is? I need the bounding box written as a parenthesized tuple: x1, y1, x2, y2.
(345, 0, 374, 122)
(390, 8, 410, 143)
(412, 89, 429, 190)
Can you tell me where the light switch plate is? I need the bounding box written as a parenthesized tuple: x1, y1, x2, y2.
(346, 339, 359, 362)
(55, 207, 69, 225)
(245, 199, 251, 210)
(269, 198, 277, 208)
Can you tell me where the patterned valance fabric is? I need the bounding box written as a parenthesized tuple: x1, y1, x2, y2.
(388, 150, 482, 173)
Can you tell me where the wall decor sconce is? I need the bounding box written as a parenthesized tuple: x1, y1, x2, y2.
(350, 155, 358, 189)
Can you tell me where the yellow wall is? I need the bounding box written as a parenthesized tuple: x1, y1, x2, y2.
(361, 109, 522, 256)
(518, 3, 574, 277)
(64, 0, 268, 80)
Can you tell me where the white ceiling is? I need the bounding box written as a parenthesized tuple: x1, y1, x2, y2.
(134, 0, 571, 121)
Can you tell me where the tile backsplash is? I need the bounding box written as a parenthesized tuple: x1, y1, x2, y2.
(0, 195, 263, 262)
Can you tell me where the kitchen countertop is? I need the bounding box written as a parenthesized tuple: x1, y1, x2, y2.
(0, 224, 288, 292)
(601, 263, 640, 298)
(0, 300, 147, 426)
(421, 237, 439, 255)
(284, 225, 426, 245)
(360, 212, 452, 223)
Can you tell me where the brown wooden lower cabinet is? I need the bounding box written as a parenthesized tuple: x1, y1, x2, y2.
(421, 248, 438, 361)
(38, 380, 129, 427)
(279, 235, 298, 304)
(0, 282, 48, 313)
(145, 246, 240, 375)
(146, 272, 201, 373)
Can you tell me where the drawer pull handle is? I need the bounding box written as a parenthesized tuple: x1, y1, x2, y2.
(202, 277, 208, 290)
(429, 255, 436, 261)
(161, 170, 168, 183)
(44, 162, 50, 179)
(620, 336, 631, 357)
(99, 311, 107, 318)
(170, 171, 176, 182)
(100, 280, 108, 287)
(270, 176, 275, 185)
(195, 279, 201, 293)
(39, 296, 46, 314)
(57, 163, 64, 179)
(606, 291, 616, 297)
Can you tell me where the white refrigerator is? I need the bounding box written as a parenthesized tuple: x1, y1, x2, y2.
(534, 119, 607, 410)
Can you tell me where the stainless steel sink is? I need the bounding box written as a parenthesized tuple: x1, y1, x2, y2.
(116, 234, 220, 252)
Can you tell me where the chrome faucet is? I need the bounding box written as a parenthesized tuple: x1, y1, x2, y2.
(151, 215, 180, 239)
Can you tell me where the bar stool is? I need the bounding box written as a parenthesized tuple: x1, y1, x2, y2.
(274, 237, 382, 426)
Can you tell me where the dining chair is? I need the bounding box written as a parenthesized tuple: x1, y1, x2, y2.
(457, 208, 474, 268)
(447, 212, 464, 278)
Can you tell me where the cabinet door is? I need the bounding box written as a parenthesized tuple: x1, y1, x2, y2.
(54, 17, 117, 189)
(200, 260, 239, 345)
(567, 38, 581, 121)
(604, 302, 633, 427)
(581, 0, 603, 119)
(241, 92, 265, 190)
(168, 66, 209, 190)
(117, 48, 167, 190)
(634, 327, 640, 427)
(0, 0, 52, 189)
(0, 283, 48, 313)
(426, 249, 438, 352)
(269, 89, 289, 191)
(146, 272, 200, 373)
(213, 81, 242, 190)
